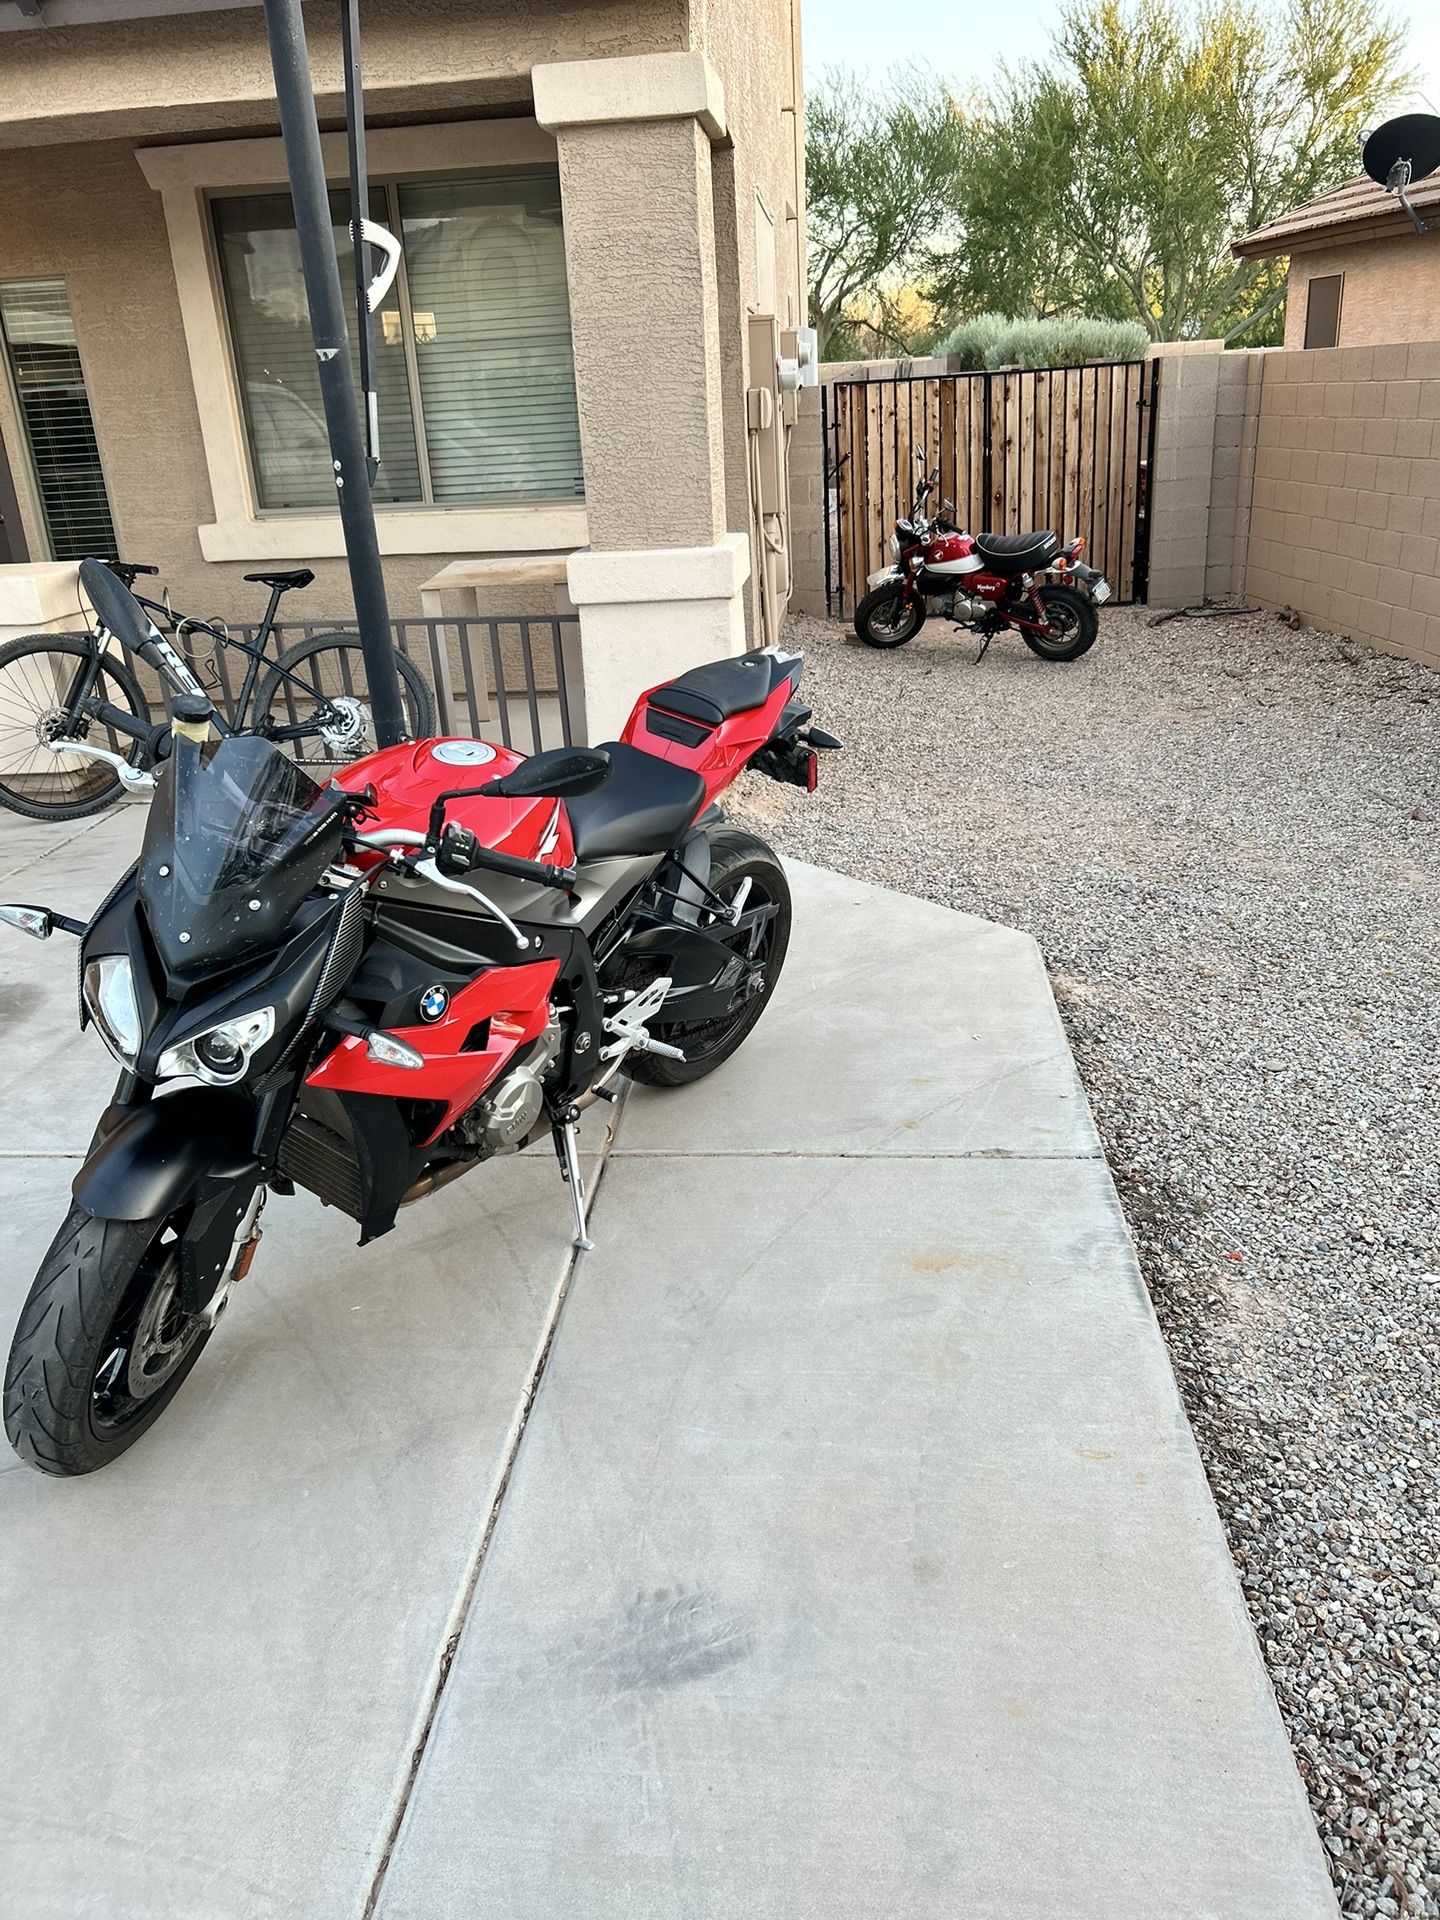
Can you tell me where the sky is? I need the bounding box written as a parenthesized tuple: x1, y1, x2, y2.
(801, 0, 1440, 109)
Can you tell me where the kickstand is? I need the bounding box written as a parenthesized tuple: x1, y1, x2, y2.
(552, 1108, 594, 1251)
(974, 628, 995, 665)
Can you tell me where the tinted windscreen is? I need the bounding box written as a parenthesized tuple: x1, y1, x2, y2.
(138, 734, 344, 975)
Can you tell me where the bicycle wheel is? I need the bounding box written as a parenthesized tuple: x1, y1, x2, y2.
(252, 632, 435, 772)
(0, 634, 152, 822)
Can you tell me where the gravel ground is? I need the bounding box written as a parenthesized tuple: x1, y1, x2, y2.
(741, 601, 1439, 1917)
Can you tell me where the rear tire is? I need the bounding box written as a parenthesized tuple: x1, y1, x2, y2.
(1018, 583, 1098, 661)
(4, 1207, 213, 1476)
(253, 631, 435, 771)
(622, 828, 791, 1088)
(854, 584, 925, 649)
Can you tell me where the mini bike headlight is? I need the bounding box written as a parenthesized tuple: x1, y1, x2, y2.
(82, 956, 142, 1066)
(158, 1007, 275, 1087)
(889, 532, 901, 558)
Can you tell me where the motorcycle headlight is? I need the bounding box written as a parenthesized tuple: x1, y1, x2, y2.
(83, 956, 141, 1067)
(158, 1007, 275, 1087)
(889, 532, 901, 558)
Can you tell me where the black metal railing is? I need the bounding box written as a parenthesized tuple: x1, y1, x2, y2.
(198, 614, 583, 751)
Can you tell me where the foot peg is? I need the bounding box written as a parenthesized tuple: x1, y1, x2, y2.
(553, 1110, 594, 1251)
(599, 975, 685, 1065)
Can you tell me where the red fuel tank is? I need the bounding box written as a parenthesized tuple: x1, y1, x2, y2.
(926, 529, 974, 564)
(333, 737, 576, 866)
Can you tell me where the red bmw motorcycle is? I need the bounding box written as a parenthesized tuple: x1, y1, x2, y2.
(854, 462, 1109, 661)
(0, 560, 838, 1476)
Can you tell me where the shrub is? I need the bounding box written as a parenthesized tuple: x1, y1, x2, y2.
(938, 312, 1150, 369)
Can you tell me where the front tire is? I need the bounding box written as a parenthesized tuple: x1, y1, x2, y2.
(4, 1207, 214, 1475)
(1018, 583, 1099, 661)
(0, 634, 152, 821)
(622, 828, 791, 1088)
(854, 583, 926, 649)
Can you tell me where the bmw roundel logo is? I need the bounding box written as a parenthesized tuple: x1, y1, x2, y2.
(418, 985, 450, 1023)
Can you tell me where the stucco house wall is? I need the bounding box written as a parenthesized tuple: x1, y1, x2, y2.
(0, 0, 806, 717)
(1284, 233, 1440, 351)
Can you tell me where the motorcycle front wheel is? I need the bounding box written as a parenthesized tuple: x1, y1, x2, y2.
(4, 1207, 216, 1475)
(853, 583, 926, 649)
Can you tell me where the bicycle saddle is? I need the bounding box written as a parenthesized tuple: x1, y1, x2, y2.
(243, 569, 315, 592)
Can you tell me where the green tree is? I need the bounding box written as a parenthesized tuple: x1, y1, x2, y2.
(806, 70, 968, 358)
(932, 0, 1411, 342)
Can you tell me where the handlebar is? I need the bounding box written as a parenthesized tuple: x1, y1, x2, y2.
(104, 559, 159, 587)
(438, 826, 577, 892)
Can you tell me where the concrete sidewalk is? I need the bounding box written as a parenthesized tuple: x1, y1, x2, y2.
(0, 810, 1336, 1919)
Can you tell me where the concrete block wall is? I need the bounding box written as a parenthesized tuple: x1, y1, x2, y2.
(1244, 339, 1440, 670)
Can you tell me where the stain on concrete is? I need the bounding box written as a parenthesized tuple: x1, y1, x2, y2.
(559, 1586, 755, 1696)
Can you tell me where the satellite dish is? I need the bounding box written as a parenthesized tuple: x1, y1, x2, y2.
(1360, 112, 1440, 234)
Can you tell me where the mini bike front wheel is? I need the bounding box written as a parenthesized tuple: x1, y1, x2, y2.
(854, 584, 926, 649)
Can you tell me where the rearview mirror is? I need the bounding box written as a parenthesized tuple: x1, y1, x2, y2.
(481, 747, 613, 801)
(0, 904, 53, 939)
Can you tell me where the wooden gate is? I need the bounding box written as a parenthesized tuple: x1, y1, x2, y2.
(820, 359, 1160, 617)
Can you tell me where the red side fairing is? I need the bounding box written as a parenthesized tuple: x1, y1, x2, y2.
(618, 675, 796, 806)
(315, 739, 571, 1143)
(306, 958, 559, 1143)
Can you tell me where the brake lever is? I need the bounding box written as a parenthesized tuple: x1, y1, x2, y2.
(407, 855, 534, 951)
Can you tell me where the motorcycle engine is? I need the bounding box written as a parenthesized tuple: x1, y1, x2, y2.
(927, 591, 986, 621)
(455, 1015, 563, 1156)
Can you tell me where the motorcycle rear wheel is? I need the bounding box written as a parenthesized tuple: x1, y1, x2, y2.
(1018, 583, 1099, 662)
(623, 829, 791, 1088)
(854, 584, 926, 648)
(4, 1207, 213, 1475)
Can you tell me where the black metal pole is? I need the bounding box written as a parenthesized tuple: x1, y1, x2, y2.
(260, 0, 407, 748)
(340, 0, 379, 482)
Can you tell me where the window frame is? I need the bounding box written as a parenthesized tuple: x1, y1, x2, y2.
(0, 273, 118, 564)
(137, 122, 589, 566)
(1302, 273, 1344, 351)
(206, 165, 582, 521)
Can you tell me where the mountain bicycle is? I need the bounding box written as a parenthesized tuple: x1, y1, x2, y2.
(0, 558, 434, 822)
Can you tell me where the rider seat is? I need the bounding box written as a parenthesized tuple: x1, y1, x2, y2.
(972, 531, 1061, 575)
(242, 568, 315, 593)
(648, 650, 799, 728)
(565, 741, 706, 862)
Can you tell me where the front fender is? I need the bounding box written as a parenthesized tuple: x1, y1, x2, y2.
(73, 1089, 259, 1222)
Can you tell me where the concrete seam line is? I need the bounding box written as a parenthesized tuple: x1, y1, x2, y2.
(0, 810, 114, 885)
(357, 1092, 629, 1920)
(607, 1147, 1106, 1161)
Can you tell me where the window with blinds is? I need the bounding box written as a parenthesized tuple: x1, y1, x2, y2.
(214, 190, 420, 509)
(0, 278, 118, 562)
(213, 169, 583, 513)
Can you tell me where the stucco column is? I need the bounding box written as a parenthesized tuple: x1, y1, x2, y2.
(534, 53, 750, 741)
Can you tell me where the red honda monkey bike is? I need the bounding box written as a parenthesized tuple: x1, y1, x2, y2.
(0, 561, 838, 1476)
(853, 460, 1109, 662)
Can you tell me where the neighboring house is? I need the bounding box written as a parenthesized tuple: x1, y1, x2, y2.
(1235, 172, 1440, 352)
(0, 0, 807, 736)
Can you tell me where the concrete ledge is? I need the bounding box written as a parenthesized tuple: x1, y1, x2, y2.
(0, 561, 93, 627)
(533, 51, 726, 141)
(566, 531, 750, 607)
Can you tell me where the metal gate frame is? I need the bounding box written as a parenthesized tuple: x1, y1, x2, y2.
(820, 357, 1161, 617)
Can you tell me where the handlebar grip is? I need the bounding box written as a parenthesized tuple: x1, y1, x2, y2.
(468, 843, 578, 891)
